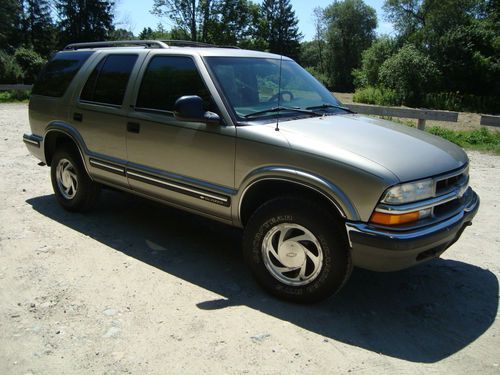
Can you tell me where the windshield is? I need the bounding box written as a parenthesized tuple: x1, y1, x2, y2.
(205, 57, 345, 122)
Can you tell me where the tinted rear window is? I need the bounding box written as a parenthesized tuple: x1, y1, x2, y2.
(32, 51, 94, 97)
(80, 54, 138, 106)
(136, 56, 211, 112)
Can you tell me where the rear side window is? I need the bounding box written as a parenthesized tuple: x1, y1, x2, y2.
(32, 51, 94, 97)
(80, 54, 138, 106)
(136, 56, 211, 112)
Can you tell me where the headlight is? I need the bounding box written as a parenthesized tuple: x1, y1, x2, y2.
(381, 179, 434, 204)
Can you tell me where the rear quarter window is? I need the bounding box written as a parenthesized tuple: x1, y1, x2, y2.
(32, 51, 94, 97)
(80, 54, 138, 106)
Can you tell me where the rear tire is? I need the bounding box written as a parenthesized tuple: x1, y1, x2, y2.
(50, 146, 100, 212)
(243, 197, 352, 303)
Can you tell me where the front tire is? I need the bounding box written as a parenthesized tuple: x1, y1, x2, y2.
(50, 146, 100, 212)
(243, 197, 352, 303)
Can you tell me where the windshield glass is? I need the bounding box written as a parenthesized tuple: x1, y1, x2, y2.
(205, 57, 344, 121)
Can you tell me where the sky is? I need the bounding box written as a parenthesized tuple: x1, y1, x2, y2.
(115, 0, 395, 41)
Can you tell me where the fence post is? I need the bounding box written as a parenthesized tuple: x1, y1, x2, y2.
(417, 118, 426, 130)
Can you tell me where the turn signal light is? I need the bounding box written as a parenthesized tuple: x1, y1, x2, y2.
(370, 211, 420, 225)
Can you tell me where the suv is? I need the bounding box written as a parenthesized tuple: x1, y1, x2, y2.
(24, 40, 479, 303)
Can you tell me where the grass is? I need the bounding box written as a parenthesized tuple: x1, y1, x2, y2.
(379, 116, 500, 155)
(426, 126, 500, 155)
(0, 90, 30, 103)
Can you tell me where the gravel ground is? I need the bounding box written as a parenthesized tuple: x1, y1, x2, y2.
(1, 102, 499, 374)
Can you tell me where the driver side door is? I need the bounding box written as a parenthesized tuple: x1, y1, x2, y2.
(125, 54, 236, 221)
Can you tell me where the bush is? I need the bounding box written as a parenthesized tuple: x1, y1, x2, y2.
(423, 92, 500, 114)
(353, 36, 396, 88)
(0, 90, 31, 103)
(305, 66, 330, 88)
(14, 47, 46, 83)
(353, 86, 401, 106)
(0, 50, 23, 83)
(427, 127, 500, 154)
(378, 44, 440, 106)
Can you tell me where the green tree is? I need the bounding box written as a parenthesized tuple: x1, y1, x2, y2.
(14, 47, 46, 82)
(138, 27, 155, 40)
(383, 0, 499, 97)
(20, 0, 57, 57)
(0, 50, 23, 83)
(207, 0, 259, 46)
(138, 24, 189, 41)
(56, 0, 115, 46)
(109, 28, 135, 40)
(353, 36, 396, 87)
(258, 0, 302, 60)
(152, 0, 203, 41)
(0, 0, 21, 50)
(323, 0, 377, 92)
(378, 44, 440, 105)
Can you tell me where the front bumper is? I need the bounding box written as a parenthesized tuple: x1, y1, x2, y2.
(345, 189, 480, 272)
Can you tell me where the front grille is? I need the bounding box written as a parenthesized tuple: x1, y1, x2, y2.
(432, 166, 470, 220)
(435, 167, 469, 196)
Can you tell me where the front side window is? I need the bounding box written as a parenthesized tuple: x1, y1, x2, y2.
(80, 54, 138, 106)
(136, 56, 212, 112)
(205, 57, 345, 121)
(32, 51, 94, 97)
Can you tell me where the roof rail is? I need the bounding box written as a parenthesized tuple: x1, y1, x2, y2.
(63, 39, 241, 51)
(161, 40, 240, 49)
(63, 40, 169, 50)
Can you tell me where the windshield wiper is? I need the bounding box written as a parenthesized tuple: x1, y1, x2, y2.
(306, 103, 354, 113)
(244, 106, 320, 119)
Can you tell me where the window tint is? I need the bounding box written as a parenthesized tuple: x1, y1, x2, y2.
(32, 51, 94, 97)
(80, 54, 138, 106)
(136, 56, 211, 112)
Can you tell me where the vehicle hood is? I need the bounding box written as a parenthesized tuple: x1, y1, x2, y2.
(279, 114, 468, 182)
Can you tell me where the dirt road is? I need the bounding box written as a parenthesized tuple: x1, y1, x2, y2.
(1, 103, 499, 374)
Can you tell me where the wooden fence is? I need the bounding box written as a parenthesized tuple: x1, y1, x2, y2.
(1, 84, 499, 128)
(346, 103, 459, 130)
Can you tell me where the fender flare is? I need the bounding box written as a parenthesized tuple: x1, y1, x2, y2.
(235, 166, 359, 224)
(44, 121, 91, 175)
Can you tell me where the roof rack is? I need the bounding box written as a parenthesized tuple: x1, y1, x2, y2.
(161, 40, 240, 49)
(63, 40, 169, 50)
(63, 39, 240, 51)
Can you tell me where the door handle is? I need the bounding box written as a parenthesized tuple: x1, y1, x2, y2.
(73, 112, 83, 122)
(127, 122, 140, 134)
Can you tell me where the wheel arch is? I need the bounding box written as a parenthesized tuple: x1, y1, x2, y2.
(43, 122, 90, 176)
(236, 167, 359, 226)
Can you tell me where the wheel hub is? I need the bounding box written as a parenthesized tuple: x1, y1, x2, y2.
(56, 158, 78, 200)
(262, 223, 324, 286)
(278, 241, 306, 268)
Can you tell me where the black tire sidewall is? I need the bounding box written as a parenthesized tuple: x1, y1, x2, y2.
(243, 198, 350, 303)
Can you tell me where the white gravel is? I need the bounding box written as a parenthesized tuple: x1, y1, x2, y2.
(1, 102, 499, 374)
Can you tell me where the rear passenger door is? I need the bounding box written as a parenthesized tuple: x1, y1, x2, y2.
(72, 52, 143, 188)
(125, 54, 236, 219)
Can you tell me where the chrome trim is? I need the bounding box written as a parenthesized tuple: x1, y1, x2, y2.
(89, 159, 125, 173)
(23, 134, 42, 147)
(346, 190, 479, 245)
(434, 164, 469, 184)
(126, 170, 229, 204)
(375, 188, 468, 215)
(23, 138, 40, 146)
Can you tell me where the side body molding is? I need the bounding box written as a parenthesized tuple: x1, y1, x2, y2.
(235, 166, 359, 225)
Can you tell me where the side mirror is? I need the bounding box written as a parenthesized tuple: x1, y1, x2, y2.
(174, 95, 220, 125)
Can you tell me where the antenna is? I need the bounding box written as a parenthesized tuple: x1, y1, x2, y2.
(275, 54, 283, 132)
